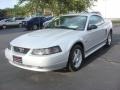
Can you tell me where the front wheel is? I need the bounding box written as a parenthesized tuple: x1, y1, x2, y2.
(19, 23, 22, 28)
(2, 25, 7, 29)
(67, 45, 83, 72)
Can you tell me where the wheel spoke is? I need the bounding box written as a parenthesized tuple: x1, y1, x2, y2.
(72, 49, 82, 68)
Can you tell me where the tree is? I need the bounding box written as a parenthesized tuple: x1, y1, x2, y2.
(0, 9, 6, 17)
(18, 0, 96, 16)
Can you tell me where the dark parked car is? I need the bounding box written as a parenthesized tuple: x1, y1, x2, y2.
(0, 17, 5, 21)
(22, 16, 53, 30)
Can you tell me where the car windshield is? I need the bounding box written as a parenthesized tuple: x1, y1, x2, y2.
(45, 15, 87, 30)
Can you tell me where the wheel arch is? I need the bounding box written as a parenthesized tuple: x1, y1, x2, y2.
(69, 41, 85, 58)
(110, 28, 113, 34)
(66, 41, 85, 71)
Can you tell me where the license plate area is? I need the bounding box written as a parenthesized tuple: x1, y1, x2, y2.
(13, 55, 22, 64)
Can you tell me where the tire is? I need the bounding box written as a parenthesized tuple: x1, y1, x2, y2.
(32, 25, 38, 30)
(2, 25, 6, 29)
(105, 31, 112, 47)
(19, 23, 22, 28)
(0, 26, 2, 30)
(67, 45, 84, 72)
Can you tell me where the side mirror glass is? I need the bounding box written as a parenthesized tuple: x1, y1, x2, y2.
(87, 24, 97, 30)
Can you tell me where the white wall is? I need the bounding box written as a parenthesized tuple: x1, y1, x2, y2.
(90, 0, 120, 19)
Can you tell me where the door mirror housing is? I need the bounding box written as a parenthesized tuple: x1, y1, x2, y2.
(87, 24, 97, 30)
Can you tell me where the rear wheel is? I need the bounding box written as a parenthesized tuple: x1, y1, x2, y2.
(32, 25, 38, 30)
(106, 32, 112, 47)
(67, 45, 83, 72)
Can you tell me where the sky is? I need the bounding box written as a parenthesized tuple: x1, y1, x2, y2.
(0, 0, 120, 18)
(0, 0, 18, 9)
(90, 0, 120, 18)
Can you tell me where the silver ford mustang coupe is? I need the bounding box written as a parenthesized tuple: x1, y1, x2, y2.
(5, 12, 113, 72)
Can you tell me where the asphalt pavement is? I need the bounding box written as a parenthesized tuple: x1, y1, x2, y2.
(0, 27, 120, 90)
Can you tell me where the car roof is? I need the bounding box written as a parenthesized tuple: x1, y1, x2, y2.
(62, 12, 102, 17)
(33, 16, 45, 19)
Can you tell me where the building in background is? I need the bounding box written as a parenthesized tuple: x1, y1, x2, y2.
(90, 0, 120, 19)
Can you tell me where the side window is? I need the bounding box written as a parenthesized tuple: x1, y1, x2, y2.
(15, 18, 24, 20)
(5, 19, 14, 22)
(32, 17, 39, 22)
(89, 15, 104, 26)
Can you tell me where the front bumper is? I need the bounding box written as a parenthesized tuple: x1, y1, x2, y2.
(5, 48, 68, 72)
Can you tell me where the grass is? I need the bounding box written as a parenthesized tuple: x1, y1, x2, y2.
(112, 20, 120, 24)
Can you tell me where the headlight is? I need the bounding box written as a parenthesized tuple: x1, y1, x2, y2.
(8, 44, 11, 50)
(32, 46, 62, 55)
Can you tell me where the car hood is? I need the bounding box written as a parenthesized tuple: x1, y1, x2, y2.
(11, 29, 84, 48)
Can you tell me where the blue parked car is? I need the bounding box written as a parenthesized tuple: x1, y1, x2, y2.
(0, 17, 5, 21)
(22, 16, 53, 30)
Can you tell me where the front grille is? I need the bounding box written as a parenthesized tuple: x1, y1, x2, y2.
(13, 46, 30, 54)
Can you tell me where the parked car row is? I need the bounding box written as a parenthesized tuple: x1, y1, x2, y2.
(0, 16, 53, 30)
(0, 17, 5, 21)
(0, 17, 25, 29)
(22, 16, 53, 30)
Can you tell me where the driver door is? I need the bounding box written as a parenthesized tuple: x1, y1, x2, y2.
(84, 15, 107, 52)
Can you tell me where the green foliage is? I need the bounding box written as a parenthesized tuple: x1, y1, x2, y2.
(0, 8, 15, 17)
(18, 0, 96, 16)
(0, 0, 96, 17)
(0, 9, 6, 17)
(0, 6, 27, 17)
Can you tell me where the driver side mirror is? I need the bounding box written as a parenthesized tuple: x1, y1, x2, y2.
(87, 24, 97, 30)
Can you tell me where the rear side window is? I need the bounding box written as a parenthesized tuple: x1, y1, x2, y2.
(15, 18, 24, 20)
(31, 17, 45, 21)
(89, 15, 104, 26)
(44, 16, 53, 21)
(30, 17, 39, 22)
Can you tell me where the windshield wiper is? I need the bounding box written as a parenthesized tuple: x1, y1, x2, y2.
(54, 25, 76, 30)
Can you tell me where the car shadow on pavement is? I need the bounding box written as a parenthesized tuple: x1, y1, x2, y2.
(81, 46, 112, 69)
(55, 46, 113, 73)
